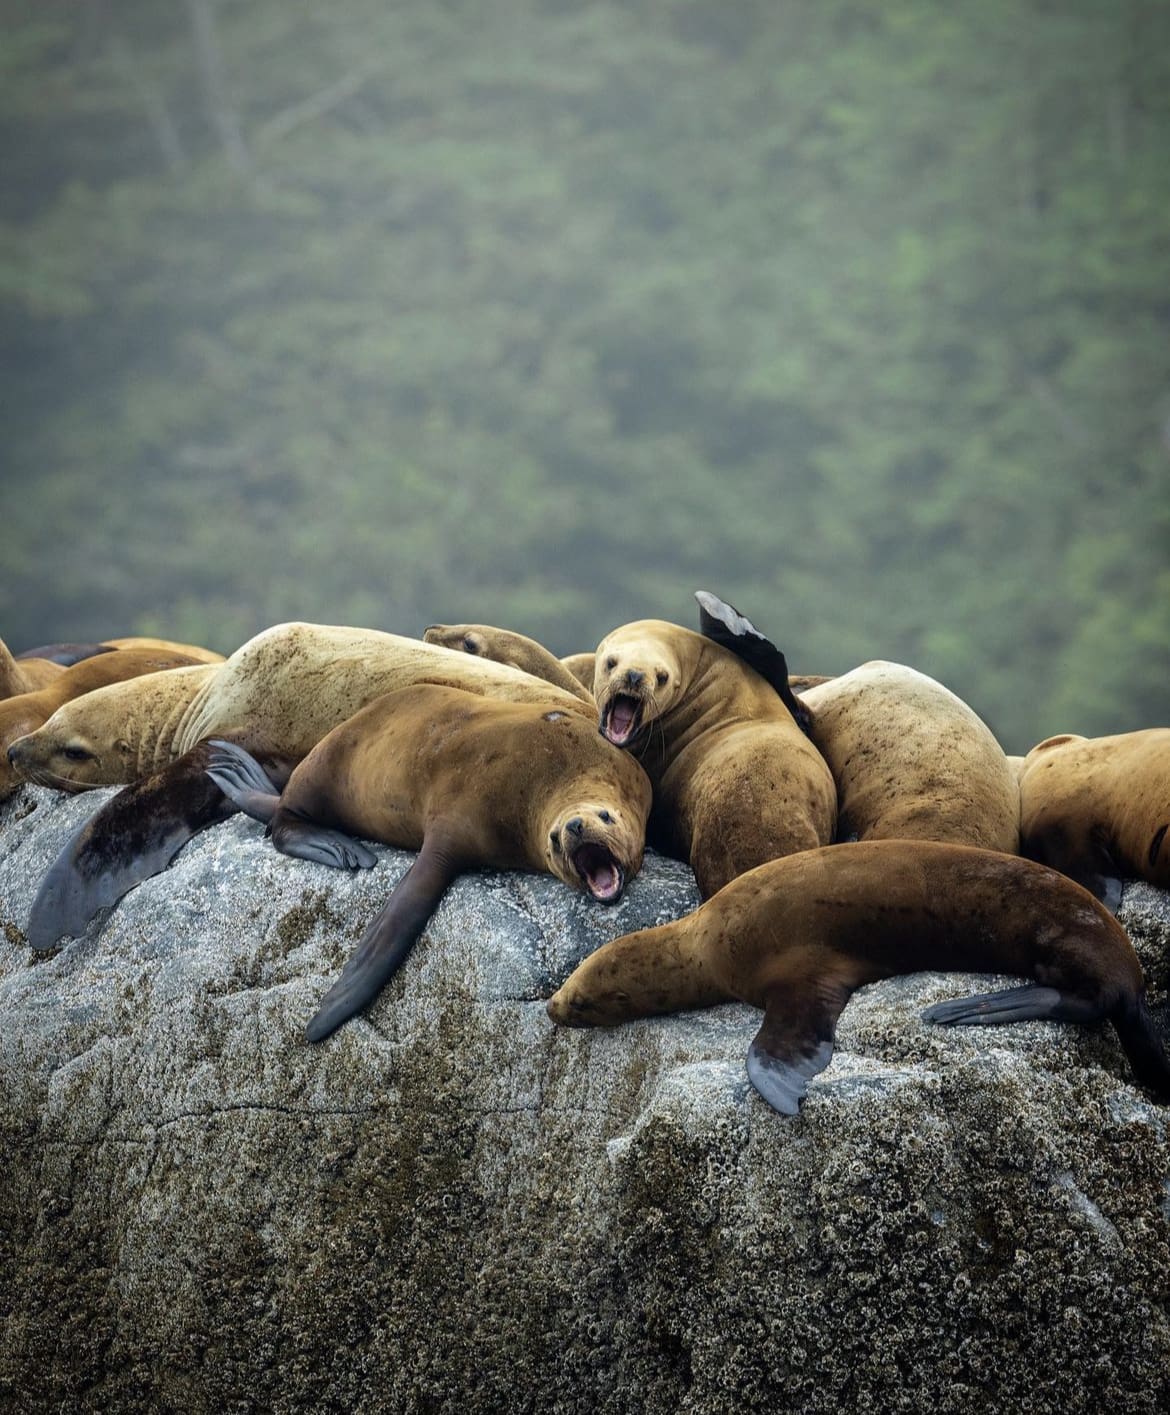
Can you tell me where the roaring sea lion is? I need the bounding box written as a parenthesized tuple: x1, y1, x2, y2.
(1018, 730, 1170, 904)
(423, 623, 593, 702)
(203, 684, 652, 1040)
(592, 618, 836, 897)
(0, 647, 205, 801)
(15, 623, 595, 950)
(1, 638, 65, 699)
(547, 840, 1170, 1116)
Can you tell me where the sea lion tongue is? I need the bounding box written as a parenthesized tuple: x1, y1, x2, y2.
(606, 696, 639, 745)
(573, 842, 624, 902)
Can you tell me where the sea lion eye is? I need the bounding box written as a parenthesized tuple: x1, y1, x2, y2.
(62, 745, 93, 763)
(605, 656, 618, 671)
(549, 829, 561, 853)
(655, 670, 668, 687)
(598, 810, 614, 824)
(462, 636, 480, 654)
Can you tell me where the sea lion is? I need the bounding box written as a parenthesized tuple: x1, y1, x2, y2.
(1018, 730, 1170, 904)
(547, 840, 1170, 1116)
(592, 618, 836, 896)
(14, 643, 118, 667)
(15, 622, 596, 950)
(1, 638, 65, 699)
(0, 647, 205, 801)
(423, 623, 593, 702)
(798, 664, 1019, 852)
(100, 637, 226, 664)
(560, 653, 598, 692)
(203, 683, 652, 1040)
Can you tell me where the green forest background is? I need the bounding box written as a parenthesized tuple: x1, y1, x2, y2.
(1, 0, 1167, 752)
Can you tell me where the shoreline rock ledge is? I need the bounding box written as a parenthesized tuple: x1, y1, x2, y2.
(2, 783, 1169, 1414)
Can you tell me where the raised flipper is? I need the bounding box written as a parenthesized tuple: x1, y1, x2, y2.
(205, 739, 282, 824)
(924, 984, 1104, 1027)
(305, 832, 461, 1042)
(26, 742, 237, 951)
(269, 808, 378, 871)
(694, 589, 812, 738)
(744, 976, 851, 1116)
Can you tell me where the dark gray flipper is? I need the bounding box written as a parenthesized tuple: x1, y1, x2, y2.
(924, 984, 1103, 1027)
(305, 833, 461, 1042)
(270, 809, 378, 870)
(693, 590, 812, 738)
(26, 743, 236, 951)
(205, 739, 282, 824)
(744, 978, 851, 1116)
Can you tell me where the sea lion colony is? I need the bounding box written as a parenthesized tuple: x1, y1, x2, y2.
(2, 596, 1167, 1116)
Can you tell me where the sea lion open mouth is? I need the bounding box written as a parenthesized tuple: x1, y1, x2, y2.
(602, 694, 643, 747)
(572, 841, 625, 902)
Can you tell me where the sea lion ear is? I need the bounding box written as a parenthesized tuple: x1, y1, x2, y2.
(693, 590, 812, 739)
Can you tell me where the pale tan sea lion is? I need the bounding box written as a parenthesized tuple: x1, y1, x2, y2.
(592, 619, 836, 896)
(560, 653, 598, 692)
(0, 638, 64, 699)
(0, 647, 205, 800)
(798, 662, 1020, 854)
(423, 623, 593, 702)
(16, 622, 594, 950)
(1018, 730, 1170, 902)
(547, 840, 1170, 1116)
(204, 684, 652, 1039)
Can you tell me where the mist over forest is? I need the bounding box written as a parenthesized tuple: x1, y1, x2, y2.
(1, 0, 1167, 752)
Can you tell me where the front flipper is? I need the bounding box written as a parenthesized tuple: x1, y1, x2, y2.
(305, 833, 460, 1042)
(204, 739, 282, 824)
(26, 742, 236, 951)
(269, 808, 378, 871)
(745, 976, 851, 1116)
(924, 984, 1103, 1027)
(694, 589, 812, 738)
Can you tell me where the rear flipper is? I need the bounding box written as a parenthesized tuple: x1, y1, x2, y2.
(26, 742, 236, 951)
(744, 975, 851, 1116)
(270, 808, 378, 871)
(694, 589, 811, 737)
(305, 832, 459, 1042)
(205, 739, 282, 823)
(923, 984, 1104, 1027)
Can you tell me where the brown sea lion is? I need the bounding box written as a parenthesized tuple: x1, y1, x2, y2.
(1018, 730, 1170, 904)
(203, 684, 652, 1040)
(0, 647, 205, 801)
(547, 840, 1170, 1116)
(101, 636, 225, 664)
(592, 618, 836, 897)
(423, 623, 593, 702)
(14, 623, 595, 950)
(797, 663, 1020, 852)
(560, 652, 598, 692)
(1, 638, 65, 699)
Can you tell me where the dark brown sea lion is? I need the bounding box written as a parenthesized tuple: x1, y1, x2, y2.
(547, 840, 1170, 1116)
(423, 623, 593, 702)
(592, 618, 836, 897)
(203, 683, 652, 1040)
(0, 647, 205, 801)
(1019, 730, 1170, 904)
(14, 623, 594, 951)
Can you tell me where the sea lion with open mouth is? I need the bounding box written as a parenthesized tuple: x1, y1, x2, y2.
(203, 683, 651, 1040)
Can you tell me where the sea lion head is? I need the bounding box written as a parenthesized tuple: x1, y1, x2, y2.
(544, 794, 646, 904)
(424, 623, 489, 657)
(593, 622, 693, 749)
(0, 706, 43, 800)
(6, 720, 135, 791)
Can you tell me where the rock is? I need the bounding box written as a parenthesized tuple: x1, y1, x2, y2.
(1, 783, 1169, 1413)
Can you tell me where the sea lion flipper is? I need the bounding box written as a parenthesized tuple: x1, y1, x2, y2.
(26, 743, 236, 951)
(923, 984, 1102, 1027)
(693, 590, 811, 737)
(204, 739, 281, 824)
(269, 812, 379, 871)
(744, 980, 848, 1116)
(305, 834, 459, 1042)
